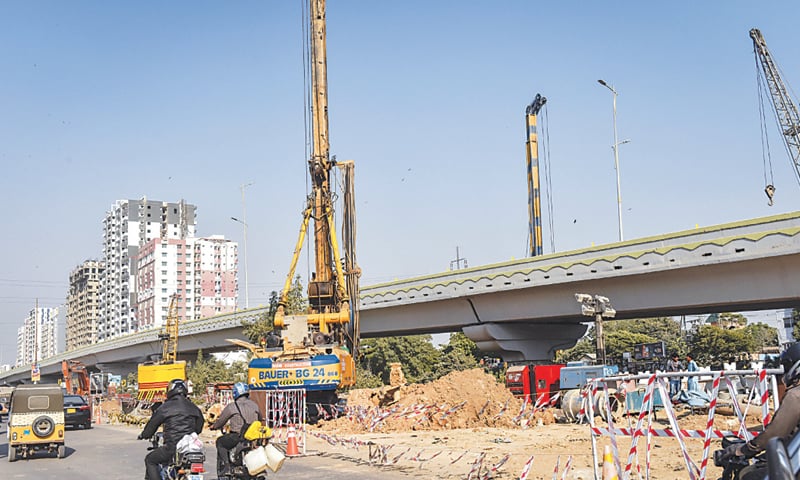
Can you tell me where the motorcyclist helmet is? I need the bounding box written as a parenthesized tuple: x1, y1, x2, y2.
(232, 382, 249, 400)
(167, 378, 189, 398)
(780, 343, 800, 386)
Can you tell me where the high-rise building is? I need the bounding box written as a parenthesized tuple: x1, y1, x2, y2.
(99, 198, 196, 340)
(136, 235, 238, 328)
(16, 307, 60, 367)
(66, 260, 105, 351)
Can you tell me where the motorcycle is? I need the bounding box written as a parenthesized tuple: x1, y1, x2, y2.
(713, 436, 764, 480)
(148, 432, 207, 480)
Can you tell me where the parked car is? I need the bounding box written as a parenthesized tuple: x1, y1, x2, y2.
(63, 394, 91, 429)
(0, 384, 13, 421)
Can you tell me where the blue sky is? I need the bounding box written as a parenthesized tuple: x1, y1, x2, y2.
(1, 1, 799, 365)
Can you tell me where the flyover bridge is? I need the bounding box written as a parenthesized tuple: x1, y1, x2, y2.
(3, 211, 800, 383)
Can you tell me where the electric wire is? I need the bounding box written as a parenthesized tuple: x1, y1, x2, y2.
(756, 59, 775, 188)
(542, 104, 556, 253)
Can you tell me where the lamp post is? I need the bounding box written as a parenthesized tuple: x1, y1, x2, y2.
(597, 79, 629, 242)
(233, 182, 253, 309)
(575, 293, 616, 366)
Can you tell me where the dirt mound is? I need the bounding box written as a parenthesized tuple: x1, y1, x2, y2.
(318, 368, 555, 433)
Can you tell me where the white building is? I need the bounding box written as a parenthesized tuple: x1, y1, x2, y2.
(99, 198, 196, 340)
(136, 235, 238, 329)
(16, 307, 60, 367)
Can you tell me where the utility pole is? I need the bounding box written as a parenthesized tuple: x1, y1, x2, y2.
(450, 247, 468, 271)
(598, 80, 630, 242)
(238, 182, 253, 309)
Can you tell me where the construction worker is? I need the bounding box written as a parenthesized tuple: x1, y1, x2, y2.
(138, 379, 205, 480)
(210, 382, 264, 480)
(721, 342, 800, 479)
(666, 353, 682, 397)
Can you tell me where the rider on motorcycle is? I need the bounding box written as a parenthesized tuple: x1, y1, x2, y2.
(210, 382, 264, 480)
(721, 342, 800, 479)
(138, 379, 205, 480)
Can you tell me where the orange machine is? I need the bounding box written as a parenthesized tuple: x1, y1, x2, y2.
(61, 360, 91, 396)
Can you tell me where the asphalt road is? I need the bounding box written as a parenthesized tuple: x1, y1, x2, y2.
(0, 420, 410, 479)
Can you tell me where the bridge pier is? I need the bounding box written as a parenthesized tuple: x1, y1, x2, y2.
(462, 322, 588, 362)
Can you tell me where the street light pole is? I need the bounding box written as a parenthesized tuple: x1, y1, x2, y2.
(598, 79, 626, 242)
(235, 182, 253, 309)
(575, 293, 616, 366)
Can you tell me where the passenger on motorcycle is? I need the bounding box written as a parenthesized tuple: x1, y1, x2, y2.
(210, 382, 264, 480)
(721, 342, 800, 480)
(138, 379, 205, 480)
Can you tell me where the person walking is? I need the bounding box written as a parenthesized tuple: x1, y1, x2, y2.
(686, 354, 699, 391)
(666, 353, 682, 397)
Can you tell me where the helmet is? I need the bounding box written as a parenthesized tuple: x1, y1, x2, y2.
(780, 343, 800, 386)
(232, 382, 249, 400)
(167, 379, 189, 399)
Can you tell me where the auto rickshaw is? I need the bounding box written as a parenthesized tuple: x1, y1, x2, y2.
(8, 383, 65, 461)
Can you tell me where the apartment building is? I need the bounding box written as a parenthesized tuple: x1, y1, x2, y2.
(66, 260, 105, 351)
(16, 307, 60, 367)
(136, 235, 238, 328)
(99, 198, 196, 340)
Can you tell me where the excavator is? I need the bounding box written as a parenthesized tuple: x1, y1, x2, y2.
(137, 294, 186, 402)
(234, 0, 361, 422)
(750, 28, 800, 205)
(61, 360, 91, 396)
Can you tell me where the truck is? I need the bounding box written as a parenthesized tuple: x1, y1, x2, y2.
(504, 364, 564, 405)
(242, 0, 360, 423)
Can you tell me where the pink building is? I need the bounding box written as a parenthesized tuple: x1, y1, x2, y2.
(136, 235, 238, 329)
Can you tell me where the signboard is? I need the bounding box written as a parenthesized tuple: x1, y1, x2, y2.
(31, 364, 40, 383)
(633, 341, 666, 360)
(249, 354, 342, 392)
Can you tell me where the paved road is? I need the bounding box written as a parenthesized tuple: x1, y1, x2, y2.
(0, 421, 410, 479)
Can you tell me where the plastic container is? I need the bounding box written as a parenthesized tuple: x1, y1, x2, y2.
(244, 446, 268, 475)
(244, 444, 286, 474)
(264, 444, 286, 472)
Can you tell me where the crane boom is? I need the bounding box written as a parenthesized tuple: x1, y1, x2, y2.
(525, 94, 546, 257)
(750, 28, 800, 186)
(274, 0, 357, 356)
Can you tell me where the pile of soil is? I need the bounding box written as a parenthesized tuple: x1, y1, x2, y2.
(319, 368, 556, 433)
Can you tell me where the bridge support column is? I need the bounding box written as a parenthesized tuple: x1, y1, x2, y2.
(462, 322, 588, 362)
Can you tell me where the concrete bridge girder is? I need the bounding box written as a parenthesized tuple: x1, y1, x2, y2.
(462, 322, 589, 362)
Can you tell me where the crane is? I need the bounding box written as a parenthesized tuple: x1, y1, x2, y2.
(241, 0, 359, 422)
(273, 0, 359, 356)
(525, 94, 546, 257)
(137, 294, 186, 402)
(750, 28, 800, 205)
(158, 294, 180, 363)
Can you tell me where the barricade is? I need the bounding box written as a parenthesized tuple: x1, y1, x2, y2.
(258, 389, 307, 455)
(582, 368, 783, 480)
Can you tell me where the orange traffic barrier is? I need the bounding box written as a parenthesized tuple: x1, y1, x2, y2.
(602, 445, 618, 480)
(286, 425, 300, 456)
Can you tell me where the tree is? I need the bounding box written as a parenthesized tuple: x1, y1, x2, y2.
(431, 332, 480, 380)
(689, 325, 753, 366)
(359, 335, 441, 384)
(285, 275, 308, 314)
(742, 323, 779, 352)
(186, 349, 234, 398)
(242, 291, 279, 344)
(240, 277, 306, 345)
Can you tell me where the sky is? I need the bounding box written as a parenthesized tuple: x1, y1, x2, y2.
(1, 1, 799, 366)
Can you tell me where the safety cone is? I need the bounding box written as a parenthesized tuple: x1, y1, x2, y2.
(286, 425, 300, 457)
(602, 445, 618, 480)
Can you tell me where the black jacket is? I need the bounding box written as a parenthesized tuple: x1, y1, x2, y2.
(141, 394, 204, 448)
